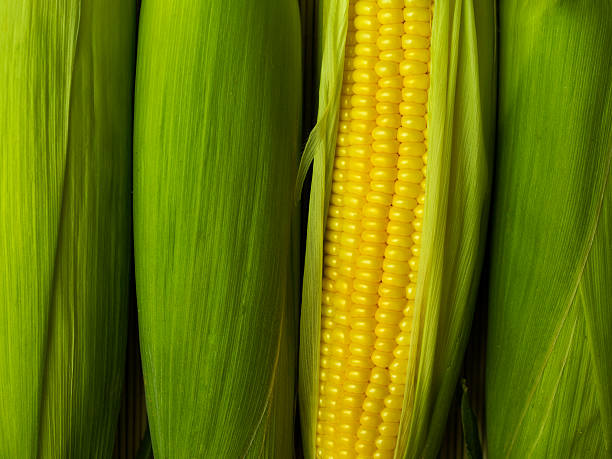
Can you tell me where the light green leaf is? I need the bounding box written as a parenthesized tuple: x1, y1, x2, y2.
(133, 1, 302, 457)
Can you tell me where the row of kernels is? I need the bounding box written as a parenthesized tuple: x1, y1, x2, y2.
(373, 0, 403, 232)
(374, 255, 413, 455)
(356, 1, 407, 456)
(380, 302, 416, 442)
(370, 2, 431, 452)
(336, 196, 366, 457)
(351, 242, 382, 459)
(366, 1, 431, 454)
(371, 275, 408, 451)
(340, 3, 385, 457)
(320, 203, 348, 458)
(370, 0, 404, 314)
(361, 369, 389, 449)
(396, 3, 429, 292)
(318, 293, 343, 457)
(352, 220, 387, 427)
(317, 4, 360, 456)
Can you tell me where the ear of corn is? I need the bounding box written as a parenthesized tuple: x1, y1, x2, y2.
(298, 1, 496, 457)
(133, 1, 302, 457)
(0, 1, 136, 457)
(487, 2, 612, 456)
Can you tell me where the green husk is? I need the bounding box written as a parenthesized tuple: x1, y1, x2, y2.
(0, 1, 136, 457)
(486, 1, 612, 457)
(298, 1, 496, 457)
(133, 1, 302, 457)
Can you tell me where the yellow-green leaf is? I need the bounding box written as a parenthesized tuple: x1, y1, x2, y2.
(0, 1, 137, 456)
(133, 1, 302, 457)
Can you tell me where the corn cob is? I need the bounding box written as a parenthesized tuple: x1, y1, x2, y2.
(299, 1, 496, 457)
(487, 1, 612, 457)
(133, 1, 302, 457)
(0, 1, 136, 457)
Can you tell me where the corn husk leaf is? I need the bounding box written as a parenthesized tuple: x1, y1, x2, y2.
(0, 1, 136, 457)
(298, 1, 496, 457)
(399, 2, 496, 456)
(486, 1, 612, 457)
(133, 1, 302, 457)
